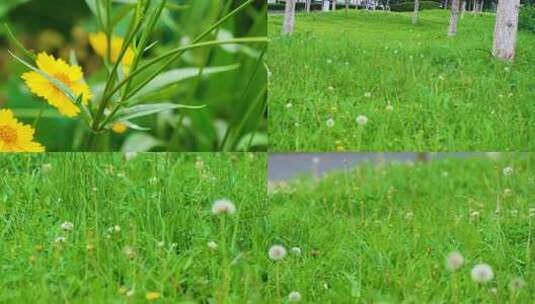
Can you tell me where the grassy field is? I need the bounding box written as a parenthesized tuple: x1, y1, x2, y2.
(0, 153, 272, 302)
(268, 10, 535, 151)
(268, 153, 534, 303)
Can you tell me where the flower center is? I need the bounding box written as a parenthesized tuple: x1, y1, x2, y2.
(51, 73, 73, 94)
(0, 125, 17, 144)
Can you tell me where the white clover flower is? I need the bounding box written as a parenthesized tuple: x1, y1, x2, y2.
(290, 247, 302, 256)
(509, 277, 525, 292)
(327, 86, 335, 91)
(356, 115, 368, 126)
(364, 92, 372, 98)
(471, 264, 494, 283)
(207, 241, 218, 249)
(288, 291, 302, 302)
(446, 251, 464, 271)
(54, 236, 66, 244)
(123, 246, 137, 259)
(470, 211, 480, 220)
(503, 166, 513, 176)
(385, 104, 394, 112)
(211, 199, 236, 215)
(405, 211, 414, 220)
(41, 163, 52, 173)
(326, 118, 335, 128)
(503, 188, 512, 197)
(61, 221, 74, 231)
(268, 245, 287, 261)
(195, 158, 205, 170)
(286, 103, 293, 109)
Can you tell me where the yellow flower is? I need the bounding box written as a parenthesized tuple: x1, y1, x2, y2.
(21, 53, 92, 117)
(89, 32, 135, 72)
(145, 292, 160, 301)
(111, 122, 128, 134)
(0, 109, 45, 152)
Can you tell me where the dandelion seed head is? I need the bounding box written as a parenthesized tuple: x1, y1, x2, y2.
(446, 251, 464, 271)
(207, 241, 218, 249)
(123, 246, 136, 259)
(211, 199, 236, 215)
(54, 236, 66, 244)
(509, 277, 525, 292)
(356, 115, 368, 126)
(326, 118, 335, 128)
(471, 264, 494, 283)
(268, 245, 287, 261)
(288, 291, 302, 302)
(291, 247, 302, 256)
(61, 221, 74, 231)
(503, 166, 513, 176)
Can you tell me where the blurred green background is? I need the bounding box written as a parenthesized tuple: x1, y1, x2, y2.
(0, 0, 267, 151)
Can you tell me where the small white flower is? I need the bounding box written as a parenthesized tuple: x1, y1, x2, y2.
(207, 241, 218, 249)
(211, 199, 236, 215)
(327, 86, 335, 91)
(268, 245, 287, 261)
(490, 287, 498, 294)
(471, 264, 494, 283)
(123, 246, 136, 259)
(405, 211, 414, 220)
(356, 115, 368, 126)
(288, 291, 302, 302)
(92, 187, 98, 192)
(157, 241, 165, 248)
(509, 277, 525, 292)
(54, 236, 66, 244)
(470, 211, 480, 219)
(286, 103, 293, 108)
(294, 122, 300, 127)
(326, 118, 335, 128)
(61, 222, 74, 231)
(41, 163, 52, 173)
(385, 105, 394, 112)
(503, 166, 513, 176)
(126, 288, 135, 297)
(446, 251, 464, 271)
(510, 209, 518, 216)
(364, 92, 372, 98)
(195, 158, 205, 170)
(291, 247, 302, 256)
(148, 177, 158, 185)
(503, 188, 512, 197)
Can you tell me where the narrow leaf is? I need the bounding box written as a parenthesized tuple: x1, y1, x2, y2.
(121, 132, 164, 152)
(114, 103, 205, 122)
(4, 23, 35, 61)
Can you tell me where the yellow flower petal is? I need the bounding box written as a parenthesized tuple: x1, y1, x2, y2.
(145, 292, 160, 301)
(0, 109, 45, 152)
(111, 122, 128, 134)
(89, 32, 134, 73)
(21, 52, 92, 117)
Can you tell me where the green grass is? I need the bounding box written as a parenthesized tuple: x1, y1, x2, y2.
(269, 153, 534, 303)
(268, 10, 535, 151)
(0, 153, 269, 302)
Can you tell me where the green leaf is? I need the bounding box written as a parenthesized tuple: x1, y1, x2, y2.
(133, 64, 240, 98)
(236, 132, 268, 151)
(122, 120, 150, 131)
(4, 23, 35, 61)
(121, 132, 164, 152)
(113, 102, 205, 122)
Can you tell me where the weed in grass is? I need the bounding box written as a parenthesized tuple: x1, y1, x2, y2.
(268, 10, 535, 151)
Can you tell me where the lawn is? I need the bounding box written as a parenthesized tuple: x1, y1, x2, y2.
(268, 153, 534, 303)
(268, 10, 535, 151)
(0, 153, 271, 302)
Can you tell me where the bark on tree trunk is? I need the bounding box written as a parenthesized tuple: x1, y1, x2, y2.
(306, 0, 311, 13)
(447, 0, 461, 36)
(282, 0, 296, 35)
(412, 0, 420, 24)
(444, 0, 449, 9)
(461, 1, 466, 18)
(332, 0, 337, 11)
(345, 0, 350, 11)
(492, 0, 520, 62)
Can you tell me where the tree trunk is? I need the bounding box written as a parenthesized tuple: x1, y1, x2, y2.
(306, 0, 311, 13)
(461, 1, 466, 18)
(332, 0, 336, 11)
(444, 0, 449, 9)
(345, 0, 350, 11)
(412, 0, 420, 24)
(282, 0, 296, 35)
(492, 0, 520, 62)
(447, 0, 461, 37)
